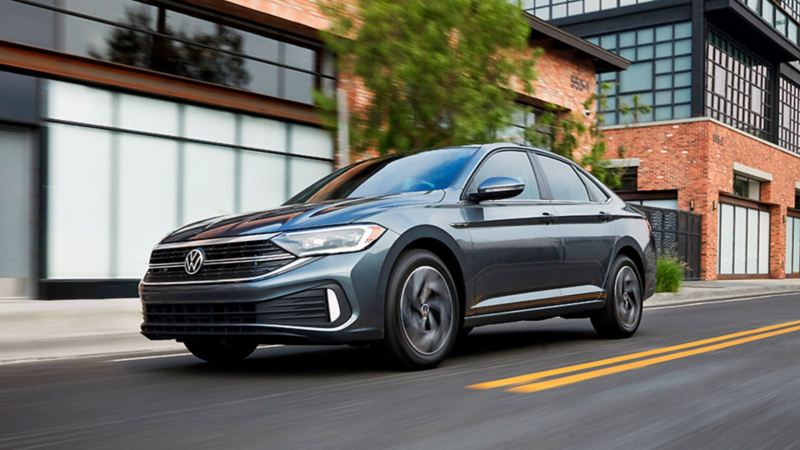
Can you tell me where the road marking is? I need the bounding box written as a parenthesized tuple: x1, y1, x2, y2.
(467, 320, 800, 391)
(508, 323, 800, 393)
(108, 352, 193, 362)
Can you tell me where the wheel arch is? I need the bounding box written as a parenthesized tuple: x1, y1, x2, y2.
(377, 226, 471, 322)
(610, 238, 647, 292)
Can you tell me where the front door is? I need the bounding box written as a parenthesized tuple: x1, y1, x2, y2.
(461, 149, 562, 315)
(0, 127, 34, 298)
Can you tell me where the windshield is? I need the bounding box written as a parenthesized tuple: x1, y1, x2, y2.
(286, 147, 478, 205)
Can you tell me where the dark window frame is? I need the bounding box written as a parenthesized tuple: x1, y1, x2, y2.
(705, 28, 775, 141)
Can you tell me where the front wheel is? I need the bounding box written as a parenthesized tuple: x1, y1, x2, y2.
(383, 250, 460, 370)
(591, 256, 643, 338)
(184, 339, 258, 364)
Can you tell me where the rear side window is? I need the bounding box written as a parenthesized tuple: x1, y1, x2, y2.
(536, 155, 590, 202)
(577, 170, 610, 202)
(469, 151, 540, 200)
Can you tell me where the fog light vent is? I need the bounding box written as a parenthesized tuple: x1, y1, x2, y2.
(326, 289, 341, 322)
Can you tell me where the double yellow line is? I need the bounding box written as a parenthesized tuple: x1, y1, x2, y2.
(468, 320, 800, 394)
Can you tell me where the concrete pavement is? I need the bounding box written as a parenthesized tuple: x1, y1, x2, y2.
(1, 278, 799, 364)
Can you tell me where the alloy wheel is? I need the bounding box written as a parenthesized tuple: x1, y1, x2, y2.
(399, 266, 454, 355)
(614, 265, 641, 330)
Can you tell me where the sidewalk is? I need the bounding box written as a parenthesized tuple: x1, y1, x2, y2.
(1, 279, 799, 364)
(647, 278, 800, 307)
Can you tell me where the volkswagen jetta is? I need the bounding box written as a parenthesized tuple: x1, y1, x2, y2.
(140, 143, 655, 369)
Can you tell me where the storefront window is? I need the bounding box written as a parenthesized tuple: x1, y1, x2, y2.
(45, 81, 335, 279)
(2, 0, 334, 105)
(717, 202, 770, 275)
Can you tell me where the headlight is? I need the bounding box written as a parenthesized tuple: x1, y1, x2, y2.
(272, 224, 386, 257)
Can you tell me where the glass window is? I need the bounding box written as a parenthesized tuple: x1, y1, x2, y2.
(290, 124, 334, 159)
(182, 143, 237, 223)
(47, 125, 112, 278)
(537, 155, 589, 202)
(591, 22, 692, 125)
(577, 170, 609, 202)
(48, 81, 113, 126)
(718, 203, 734, 274)
(117, 134, 179, 278)
(469, 151, 540, 200)
(620, 63, 653, 92)
(43, 80, 335, 279)
(4, 1, 333, 105)
(287, 148, 477, 205)
(240, 151, 287, 211)
(184, 105, 237, 145)
(706, 30, 774, 140)
(118, 94, 179, 136)
(240, 115, 287, 151)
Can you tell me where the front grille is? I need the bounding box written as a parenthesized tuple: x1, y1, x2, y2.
(144, 239, 295, 283)
(142, 289, 331, 334)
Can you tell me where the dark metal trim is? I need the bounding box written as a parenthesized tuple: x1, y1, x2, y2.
(691, 0, 707, 117)
(43, 118, 334, 163)
(718, 192, 774, 211)
(525, 13, 630, 72)
(552, 1, 692, 37)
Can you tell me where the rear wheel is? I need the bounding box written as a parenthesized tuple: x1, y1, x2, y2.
(184, 339, 258, 364)
(591, 255, 642, 338)
(383, 250, 460, 370)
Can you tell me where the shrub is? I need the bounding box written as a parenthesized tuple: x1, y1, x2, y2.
(655, 256, 684, 293)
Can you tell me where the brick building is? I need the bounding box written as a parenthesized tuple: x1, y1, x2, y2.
(0, 0, 624, 299)
(532, 0, 800, 280)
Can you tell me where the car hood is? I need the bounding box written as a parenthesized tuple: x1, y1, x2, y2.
(160, 190, 444, 243)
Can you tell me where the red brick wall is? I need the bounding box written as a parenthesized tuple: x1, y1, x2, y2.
(225, 0, 331, 29)
(605, 119, 800, 279)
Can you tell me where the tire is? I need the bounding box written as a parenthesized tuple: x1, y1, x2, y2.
(184, 339, 258, 364)
(383, 250, 460, 370)
(591, 255, 643, 339)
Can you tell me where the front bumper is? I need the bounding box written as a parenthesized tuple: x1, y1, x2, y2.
(139, 231, 397, 344)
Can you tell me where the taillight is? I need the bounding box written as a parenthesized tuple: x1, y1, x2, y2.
(645, 219, 653, 235)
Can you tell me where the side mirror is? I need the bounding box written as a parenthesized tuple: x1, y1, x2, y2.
(469, 176, 525, 202)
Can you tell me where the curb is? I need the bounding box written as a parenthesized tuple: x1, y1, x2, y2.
(645, 288, 800, 309)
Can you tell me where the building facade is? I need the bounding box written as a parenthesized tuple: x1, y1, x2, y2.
(0, 0, 623, 299)
(531, 0, 800, 280)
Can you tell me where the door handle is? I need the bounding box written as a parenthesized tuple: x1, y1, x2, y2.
(541, 211, 554, 224)
(599, 211, 611, 222)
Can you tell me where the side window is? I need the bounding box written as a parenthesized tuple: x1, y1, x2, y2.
(536, 155, 590, 202)
(469, 151, 540, 200)
(577, 170, 610, 202)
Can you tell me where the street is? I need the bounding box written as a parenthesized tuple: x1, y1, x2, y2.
(1, 293, 799, 449)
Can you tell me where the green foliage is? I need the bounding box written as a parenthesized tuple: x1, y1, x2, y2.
(619, 94, 653, 124)
(318, 0, 539, 155)
(655, 256, 685, 293)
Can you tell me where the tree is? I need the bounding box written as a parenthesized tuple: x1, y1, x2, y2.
(318, 0, 539, 155)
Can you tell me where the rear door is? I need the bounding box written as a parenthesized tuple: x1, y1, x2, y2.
(460, 149, 562, 314)
(535, 153, 616, 298)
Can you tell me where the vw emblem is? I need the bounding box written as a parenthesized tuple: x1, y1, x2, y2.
(184, 248, 205, 275)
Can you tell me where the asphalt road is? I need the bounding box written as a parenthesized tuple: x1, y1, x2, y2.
(2, 293, 800, 449)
